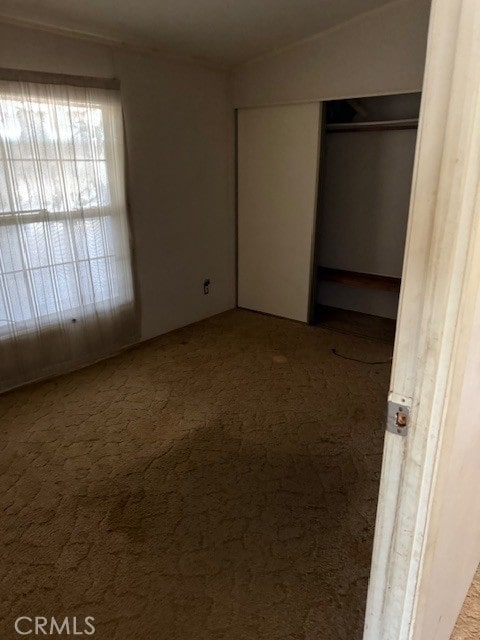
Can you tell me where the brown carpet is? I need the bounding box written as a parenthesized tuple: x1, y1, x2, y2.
(452, 568, 480, 640)
(0, 309, 476, 639)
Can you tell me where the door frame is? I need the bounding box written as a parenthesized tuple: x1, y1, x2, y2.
(364, 0, 480, 638)
(307, 104, 327, 325)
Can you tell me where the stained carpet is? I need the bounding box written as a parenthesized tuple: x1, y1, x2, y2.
(0, 309, 474, 639)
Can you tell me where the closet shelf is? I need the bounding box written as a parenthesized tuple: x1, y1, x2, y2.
(326, 118, 418, 133)
(318, 266, 401, 293)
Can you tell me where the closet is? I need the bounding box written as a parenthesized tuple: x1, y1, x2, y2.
(236, 93, 420, 330)
(313, 93, 420, 327)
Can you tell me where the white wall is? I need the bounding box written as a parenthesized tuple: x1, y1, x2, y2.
(0, 22, 235, 341)
(316, 127, 417, 318)
(232, 0, 431, 108)
(319, 129, 417, 276)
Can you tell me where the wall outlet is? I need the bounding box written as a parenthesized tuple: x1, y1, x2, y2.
(204, 279, 210, 295)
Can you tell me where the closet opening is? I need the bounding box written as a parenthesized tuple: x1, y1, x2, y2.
(310, 92, 421, 342)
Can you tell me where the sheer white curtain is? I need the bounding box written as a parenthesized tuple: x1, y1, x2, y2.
(0, 79, 137, 392)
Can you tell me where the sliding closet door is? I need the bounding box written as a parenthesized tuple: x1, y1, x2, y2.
(237, 104, 321, 322)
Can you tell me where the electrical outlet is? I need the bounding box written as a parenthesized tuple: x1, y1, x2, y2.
(203, 278, 210, 295)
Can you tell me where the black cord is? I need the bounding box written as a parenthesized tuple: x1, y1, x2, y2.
(319, 323, 394, 345)
(331, 348, 392, 365)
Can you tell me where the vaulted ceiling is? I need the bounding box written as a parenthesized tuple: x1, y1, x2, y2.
(0, 0, 395, 66)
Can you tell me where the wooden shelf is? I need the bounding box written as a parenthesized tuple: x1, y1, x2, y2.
(318, 266, 401, 293)
(326, 118, 418, 133)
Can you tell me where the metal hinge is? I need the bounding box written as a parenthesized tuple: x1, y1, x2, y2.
(386, 394, 412, 437)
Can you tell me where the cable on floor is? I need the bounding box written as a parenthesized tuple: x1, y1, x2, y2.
(331, 348, 392, 365)
(319, 323, 394, 345)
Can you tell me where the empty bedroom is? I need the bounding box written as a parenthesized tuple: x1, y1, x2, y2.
(1, 1, 480, 639)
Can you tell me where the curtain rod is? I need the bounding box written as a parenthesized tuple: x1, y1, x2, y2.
(0, 67, 120, 90)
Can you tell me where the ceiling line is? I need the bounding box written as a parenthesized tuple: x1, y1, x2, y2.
(233, 0, 410, 69)
(0, 14, 228, 72)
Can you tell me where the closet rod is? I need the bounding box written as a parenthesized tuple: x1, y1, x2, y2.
(326, 119, 418, 133)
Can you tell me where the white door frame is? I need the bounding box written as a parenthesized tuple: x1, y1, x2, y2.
(364, 0, 480, 638)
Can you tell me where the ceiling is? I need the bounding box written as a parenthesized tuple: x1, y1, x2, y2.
(0, 0, 394, 67)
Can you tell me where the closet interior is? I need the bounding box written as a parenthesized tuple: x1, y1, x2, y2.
(312, 92, 421, 339)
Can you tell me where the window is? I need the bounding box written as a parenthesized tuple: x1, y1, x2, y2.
(0, 78, 136, 391)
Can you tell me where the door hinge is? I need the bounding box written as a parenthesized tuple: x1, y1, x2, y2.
(386, 395, 411, 437)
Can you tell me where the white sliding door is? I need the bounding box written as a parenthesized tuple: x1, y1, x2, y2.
(237, 104, 321, 322)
